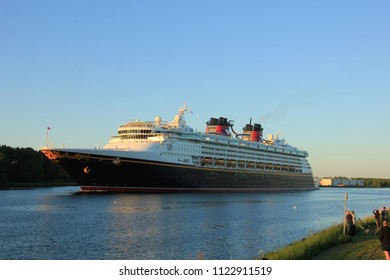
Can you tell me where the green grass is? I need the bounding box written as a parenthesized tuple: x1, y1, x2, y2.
(261, 218, 384, 260)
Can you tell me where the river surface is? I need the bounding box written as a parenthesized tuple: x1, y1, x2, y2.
(0, 186, 389, 260)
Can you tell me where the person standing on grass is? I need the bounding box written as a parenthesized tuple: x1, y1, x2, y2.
(351, 211, 356, 236)
(345, 210, 353, 236)
(381, 207, 388, 222)
(373, 209, 381, 233)
(378, 220, 390, 260)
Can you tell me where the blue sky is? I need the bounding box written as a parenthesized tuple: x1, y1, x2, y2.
(1, 0, 389, 178)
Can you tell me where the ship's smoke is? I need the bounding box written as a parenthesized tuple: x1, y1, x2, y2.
(258, 102, 288, 122)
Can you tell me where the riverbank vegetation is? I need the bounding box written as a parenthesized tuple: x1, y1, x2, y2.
(261, 217, 383, 260)
(0, 145, 74, 187)
(362, 178, 390, 187)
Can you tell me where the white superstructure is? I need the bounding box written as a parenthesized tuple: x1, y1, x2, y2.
(103, 103, 312, 175)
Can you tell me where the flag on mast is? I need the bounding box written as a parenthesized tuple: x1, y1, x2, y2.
(46, 126, 51, 147)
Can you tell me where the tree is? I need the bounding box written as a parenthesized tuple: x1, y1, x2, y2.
(0, 145, 72, 186)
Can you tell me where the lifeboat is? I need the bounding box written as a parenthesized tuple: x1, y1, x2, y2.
(201, 157, 213, 165)
(256, 163, 264, 169)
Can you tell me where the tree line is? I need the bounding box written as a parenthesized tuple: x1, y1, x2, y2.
(359, 178, 390, 188)
(0, 145, 73, 186)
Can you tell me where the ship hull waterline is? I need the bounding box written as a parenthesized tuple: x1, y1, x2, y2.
(42, 149, 318, 193)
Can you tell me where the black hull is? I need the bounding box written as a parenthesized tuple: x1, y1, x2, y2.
(42, 150, 317, 193)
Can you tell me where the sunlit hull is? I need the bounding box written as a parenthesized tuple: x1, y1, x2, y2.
(41, 149, 317, 192)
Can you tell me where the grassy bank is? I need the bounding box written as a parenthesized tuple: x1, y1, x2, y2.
(261, 217, 383, 260)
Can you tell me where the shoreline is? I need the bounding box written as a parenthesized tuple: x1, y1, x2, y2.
(319, 186, 390, 189)
(261, 215, 384, 260)
(0, 180, 77, 189)
(1, 184, 388, 189)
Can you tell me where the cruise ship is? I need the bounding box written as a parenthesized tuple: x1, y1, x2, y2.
(41, 104, 317, 192)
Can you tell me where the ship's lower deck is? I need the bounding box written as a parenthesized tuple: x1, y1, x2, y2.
(42, 149, 317, 192)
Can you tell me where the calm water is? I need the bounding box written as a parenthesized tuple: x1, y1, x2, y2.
(0, 186, 389, 260)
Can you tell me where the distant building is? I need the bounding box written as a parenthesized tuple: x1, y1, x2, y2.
(319, 178, 364, 187)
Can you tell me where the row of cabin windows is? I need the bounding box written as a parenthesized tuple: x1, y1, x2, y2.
(168, 144, 300, 166)
(202, 143, 303, 156)
(118, 129, 152, 134)
(120, 134, 157, 139)
(201, 151, 300, 165)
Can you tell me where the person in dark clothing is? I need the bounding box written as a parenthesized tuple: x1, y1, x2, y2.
(373, 209, 381, 232)
(351, 211, 356, 236)
(345, 211, 354, 236)
(381, 207, 388, 222)
(378, 220, 390, 260)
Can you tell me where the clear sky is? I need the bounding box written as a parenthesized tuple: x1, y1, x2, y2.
(1, 0, 389, 178)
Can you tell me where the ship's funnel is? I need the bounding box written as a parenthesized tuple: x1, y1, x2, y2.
(206, 117, 230, 136)
(242, 123, 263, 142)
(251, 123, 263, 142)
